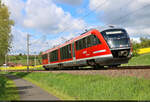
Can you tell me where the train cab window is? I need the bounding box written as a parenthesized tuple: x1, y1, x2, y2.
(42, 54, 47, 60)
(60, 44, 72, 60)
(50, 50, 58, 62)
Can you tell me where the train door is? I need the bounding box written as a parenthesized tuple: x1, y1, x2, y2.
(72, 42, 76, 60)
(86, 35, 93, 58)
(90, 34, 108, 57)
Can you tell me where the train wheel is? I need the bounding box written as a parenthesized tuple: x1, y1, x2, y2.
(87, 59, 96, 66)
(44, 68, 49, 70)
(58, 64, 63, 70)
(93, 64, 104, 70)
(73, 66, 79, 70)
(109, 64, 120, 68)
(43, 66, 49, 70)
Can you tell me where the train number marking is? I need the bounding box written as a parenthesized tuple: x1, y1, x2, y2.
(83, 51, 87, 54)
(93, 49, 106, 54)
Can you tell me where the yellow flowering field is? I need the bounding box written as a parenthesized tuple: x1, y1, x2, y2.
(138, 47, 150, 54)
(0, 65, 42, 71)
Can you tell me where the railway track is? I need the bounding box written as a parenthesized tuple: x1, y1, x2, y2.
(3, 65, 150, 79)
(5, 65, 150, 72)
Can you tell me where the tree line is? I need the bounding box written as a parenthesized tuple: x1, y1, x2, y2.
(7, 54, 42, 66)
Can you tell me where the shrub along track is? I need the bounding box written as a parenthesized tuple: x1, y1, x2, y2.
(5, 66, 150, 79)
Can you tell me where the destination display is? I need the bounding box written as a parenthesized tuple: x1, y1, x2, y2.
(106, 31, 123, 35)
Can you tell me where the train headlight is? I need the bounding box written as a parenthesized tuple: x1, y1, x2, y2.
(108, 40, 114, 48)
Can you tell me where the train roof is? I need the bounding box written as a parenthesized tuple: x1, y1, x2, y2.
(42, 30, 92, 55)
(94, 25, 125, 32)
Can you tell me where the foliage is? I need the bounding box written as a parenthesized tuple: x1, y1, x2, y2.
(0, 0, 14, 65)
(123, 53, 150, 66)
(7, 54, 42, 65)
(0, 75, 6, 94)
(12, 72, 150, 100)
(140, 37, 150, 48)
(131, 37, 150, 56)
(0, 74, 19, 100)
(131, 40, 140, 56)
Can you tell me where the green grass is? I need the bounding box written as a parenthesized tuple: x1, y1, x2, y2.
(123, 53, 150, 66)
(0, 74, 20, 101)
(10, 72, 150, 100)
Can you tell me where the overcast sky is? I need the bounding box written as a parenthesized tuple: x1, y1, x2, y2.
(2, 0, 150, 54)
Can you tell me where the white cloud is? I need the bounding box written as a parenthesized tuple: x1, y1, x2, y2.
(10, 27, 27, 54)
(2, 0, 86, 54)
(131, 37, 141, 43)
(55, 0, 83, 6)
(89, 0, 150, 37)
(10, 27, 77, 54)
(2, 0, 25, 25)
(23, 0, 85, 34)
(3, 0, 86, 34)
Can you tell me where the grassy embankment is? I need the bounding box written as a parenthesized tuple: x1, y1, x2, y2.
(0, 73, 19, 101)
(123, 53, 150, 66)
(10, 72, 150, 100)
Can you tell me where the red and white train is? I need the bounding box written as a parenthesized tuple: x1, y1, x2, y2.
(42, 26, 132, 70)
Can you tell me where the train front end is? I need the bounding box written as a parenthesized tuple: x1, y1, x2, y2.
(100, 27, 132, 66)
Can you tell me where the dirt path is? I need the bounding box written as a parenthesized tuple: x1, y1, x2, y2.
(5, 74, 59, 100)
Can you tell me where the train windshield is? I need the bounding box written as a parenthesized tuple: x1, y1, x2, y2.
(101, 29, 130, 49)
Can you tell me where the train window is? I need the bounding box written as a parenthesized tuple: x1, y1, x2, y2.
(79, 40, 82, 50)
(86, 34, 101, 48)
(76, 40, 82, 50)
(60, 44, 72, 60)
(42, 54, 47, 60)
(82, 37, 87, 49)
(49, 53, 50, 62)
(76, 38, 87, 50)
(75, 34, 101, 50)
(87, 36, 92, 47)
(50, 50, 58, 62)
(91, 34, 101, 46)
(75, 41, 79, 50)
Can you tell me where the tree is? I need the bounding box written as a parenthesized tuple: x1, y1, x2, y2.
(0, 0, 14, 65)
(140, 37, 150, 48)
(131, 39, 140, 56)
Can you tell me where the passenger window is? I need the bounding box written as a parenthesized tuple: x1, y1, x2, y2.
(42, 54, 47, 59)
(75, 34, 101, 51)
(91, 35, 101, 46)
(60, 44, 72, 60)
(50, 50, 58, 62)
(87, 36, 92, 47)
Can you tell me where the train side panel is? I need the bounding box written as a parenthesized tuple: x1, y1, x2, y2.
(75, 30, 112, 60)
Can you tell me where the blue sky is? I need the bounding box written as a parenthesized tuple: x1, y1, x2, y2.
(2, 0, 150, 54)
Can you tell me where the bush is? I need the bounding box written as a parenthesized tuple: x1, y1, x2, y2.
(0, 77, 7, 95)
